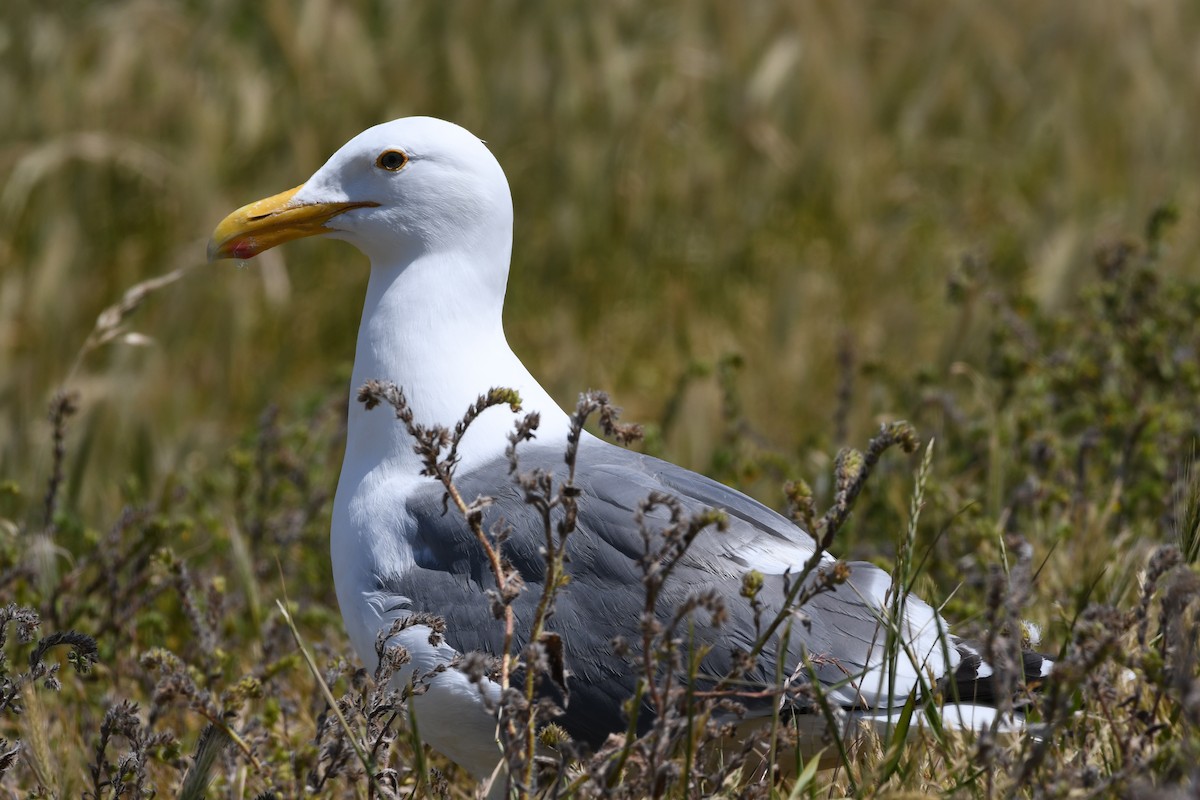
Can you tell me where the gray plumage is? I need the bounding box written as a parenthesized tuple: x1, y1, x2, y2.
(379, 436, 947, 748)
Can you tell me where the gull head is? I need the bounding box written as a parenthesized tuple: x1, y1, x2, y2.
(208, 117, 513, 267)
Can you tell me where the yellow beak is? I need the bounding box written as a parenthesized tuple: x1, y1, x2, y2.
(207, 184, 379, 261)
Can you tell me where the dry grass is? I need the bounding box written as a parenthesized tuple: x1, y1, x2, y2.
(1, 1, 1199, 797)
(4, 1, 1199, 512)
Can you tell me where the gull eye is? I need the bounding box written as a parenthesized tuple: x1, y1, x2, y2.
(376, 149, 409, 171)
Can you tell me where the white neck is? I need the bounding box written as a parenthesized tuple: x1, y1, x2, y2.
(342, 249, 571, 485)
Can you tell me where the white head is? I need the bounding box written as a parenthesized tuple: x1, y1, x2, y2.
(208, 117, 513, 278)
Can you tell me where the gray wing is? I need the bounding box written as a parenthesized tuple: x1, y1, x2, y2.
(384, 437, 943, 747)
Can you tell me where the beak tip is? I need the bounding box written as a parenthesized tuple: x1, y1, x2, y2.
(206, 239, 221, 263)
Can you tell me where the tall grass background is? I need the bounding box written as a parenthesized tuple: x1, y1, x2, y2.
(1, 1, 1199, 796)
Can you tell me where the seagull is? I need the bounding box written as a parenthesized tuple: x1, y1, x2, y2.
(208, 117, 1051, 778)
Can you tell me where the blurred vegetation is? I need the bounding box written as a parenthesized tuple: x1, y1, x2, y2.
(4, 0, 1199, 515)
(1, 0, 1199, 797)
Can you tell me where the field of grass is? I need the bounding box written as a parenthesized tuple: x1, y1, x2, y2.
(2, 1, 1199, 797)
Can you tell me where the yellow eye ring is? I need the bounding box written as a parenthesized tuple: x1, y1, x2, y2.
(376, 149, 408, 171)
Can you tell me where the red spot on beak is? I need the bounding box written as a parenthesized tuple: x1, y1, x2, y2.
(231, 240, 257, 260)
